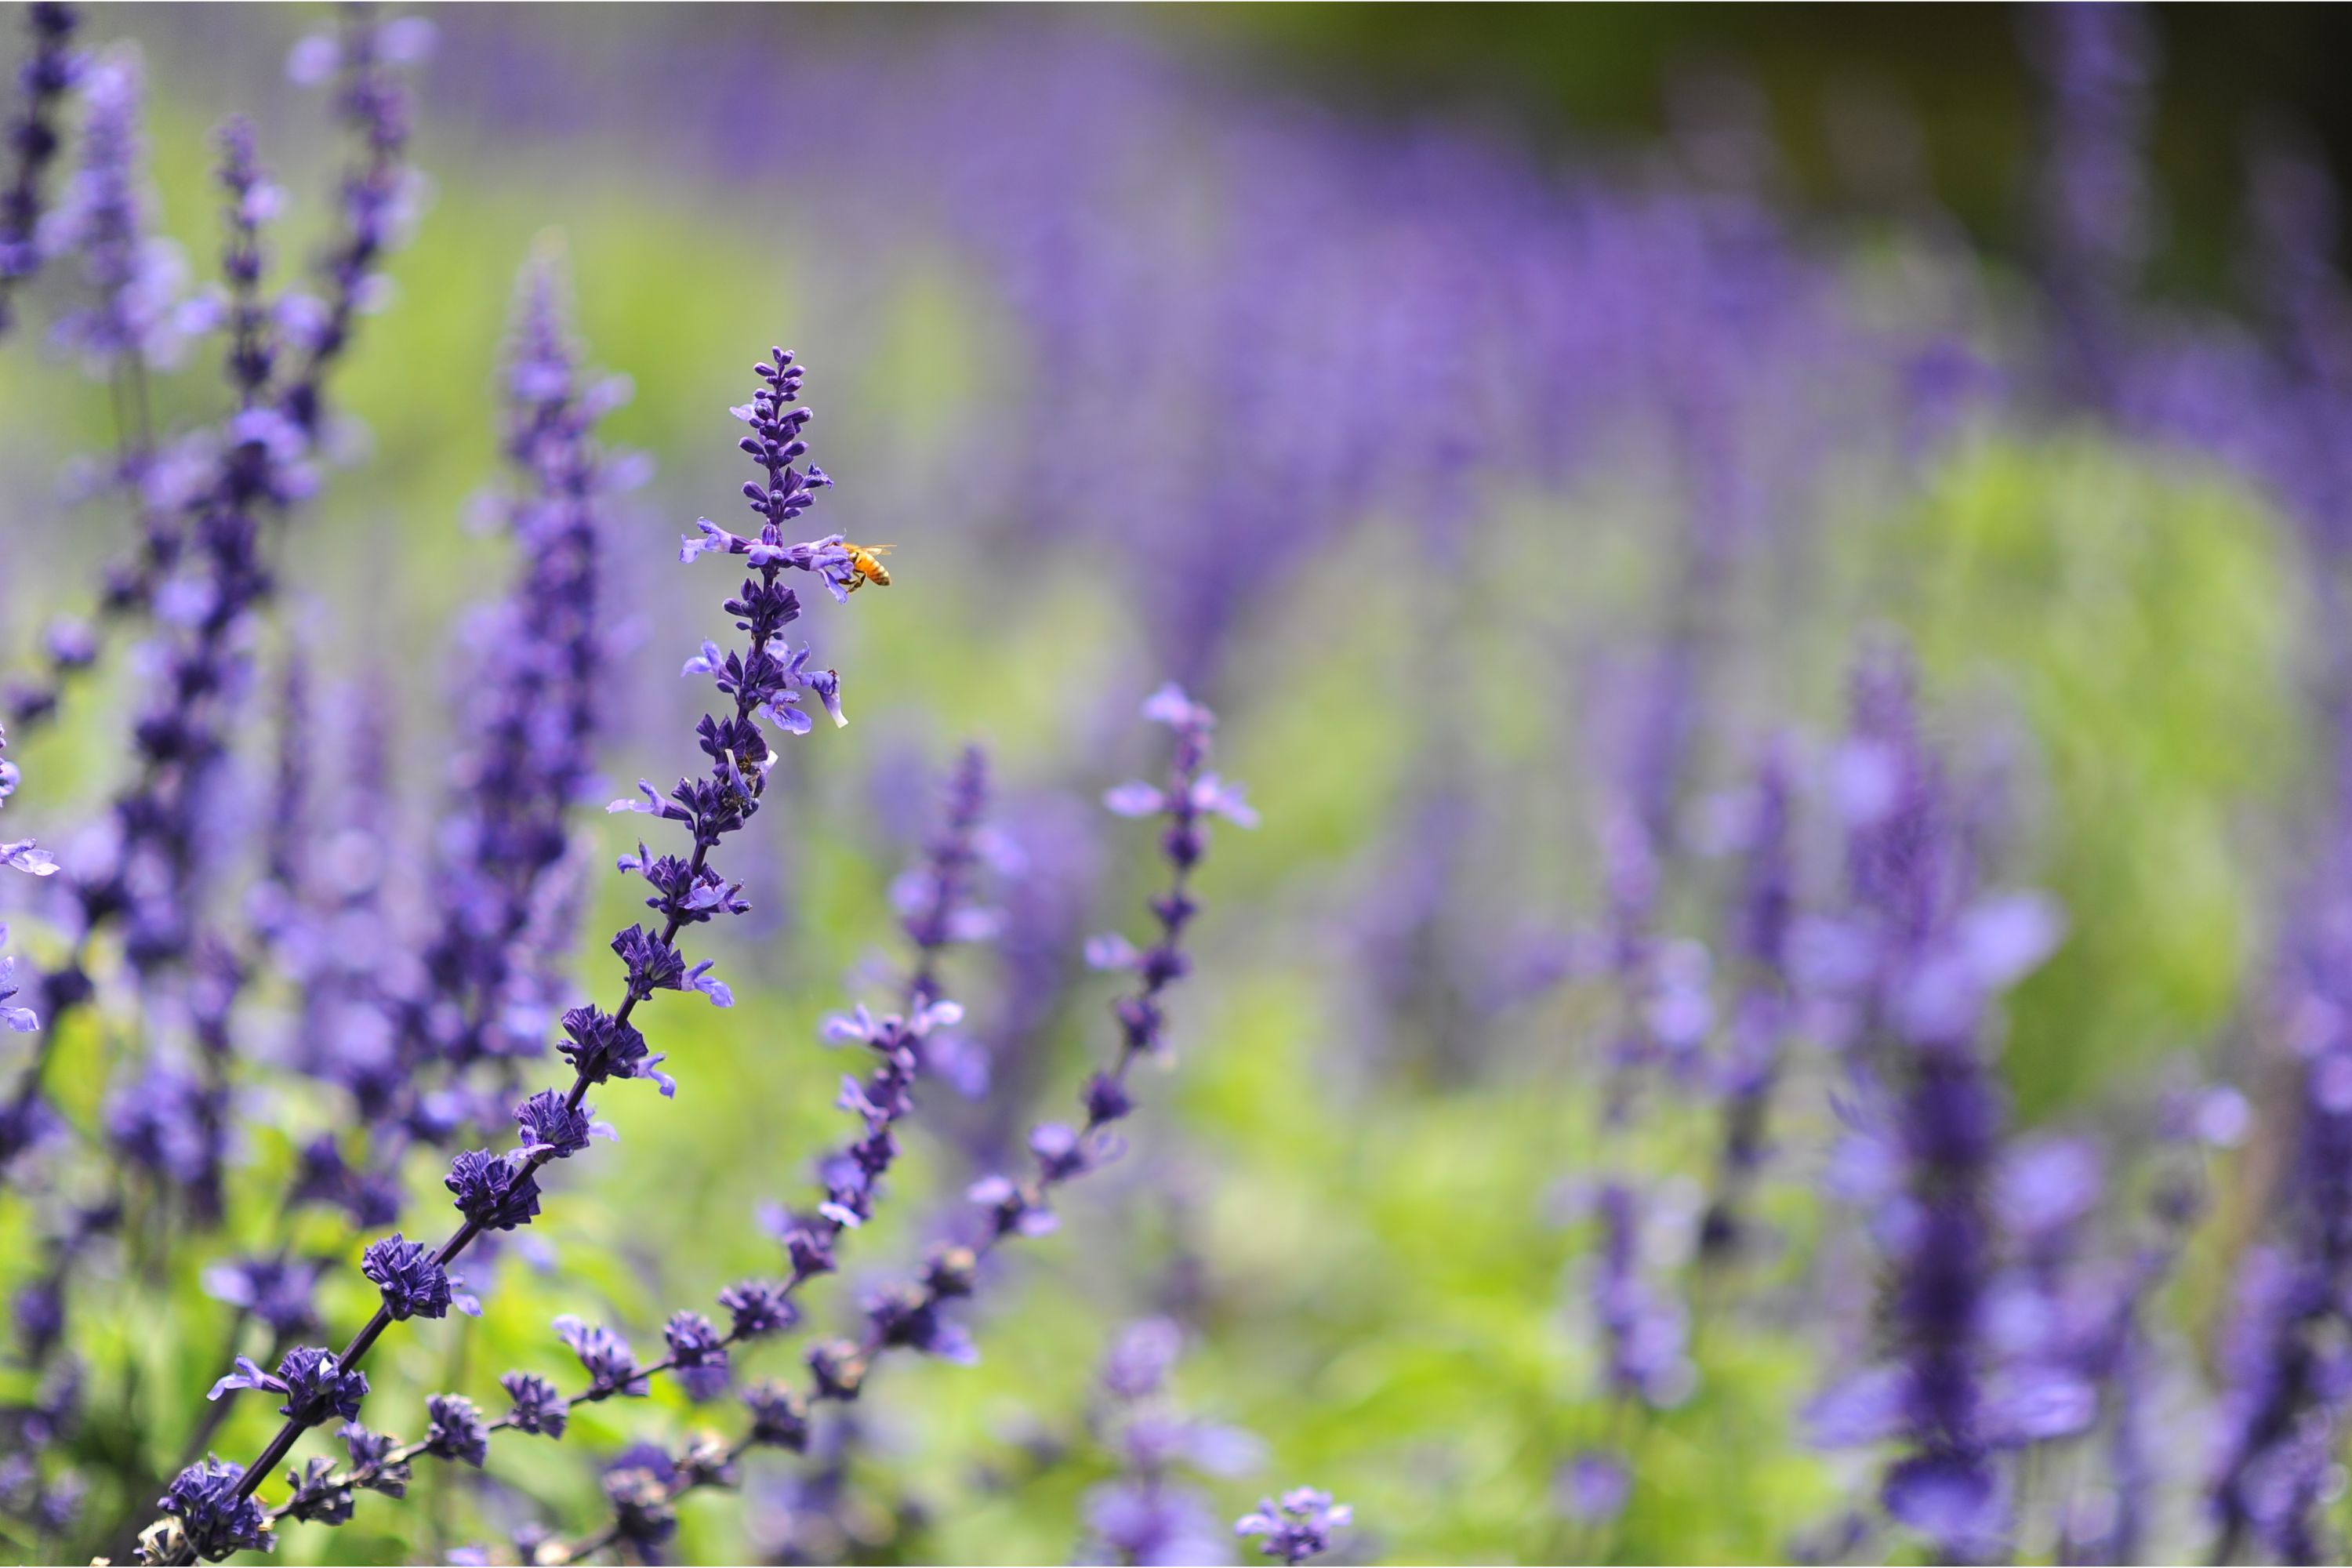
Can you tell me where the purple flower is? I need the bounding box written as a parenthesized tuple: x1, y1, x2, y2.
(276, 6, 430, 433)
(423, 1393, 489, 1468)
(39, 49, 194, 373)
(742, 1380, 810, 1450)
(557, 1003, 672, 1096)
(1086, 1479, 1227, 1566)
(967, 1172, 1060, 1240)
(209, 1346, 368, 1428)
(895, 744, 1003, 989)
(864, 1283, 978, 1366)
(1591, 1181, 1694, 1409)
(1556, 1450, 1630, 1525)
(154, 1457, 269, 1562)
(1235, 1487, 1352, 1566)
(0, 3, 80, 331)
(807, 1338, 869, 1402)
(663, 1310, 731, 1400)
(105, 1065, 217, 1190)
(340, 1421, 410, 1496)
(211, 117, 279, 405)
(2208, 826, 2352, 1563)
(514, 1088, 613, 1159)
(717, 1279, 797, 1339)
(416, 249, 620, 1073)
(2028, 1, 2156, 411)
(1882, 1455, 2005, 1557)
(1079, 684, 1252, 1108)
(554, 1314, 648, 1397)
(1806, 642, 2056, 1558)
(1102, 1317, 1185, 1401)
(1698, 741, 1797, 1262)
(602, 1443, 680, 1554)
(760, 1207, 840, 1281)
(445, 1149, 543, 1232)
(361, 1232, 479, 1322)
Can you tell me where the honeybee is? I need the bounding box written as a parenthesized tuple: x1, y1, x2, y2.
(842, 542, 894, 593)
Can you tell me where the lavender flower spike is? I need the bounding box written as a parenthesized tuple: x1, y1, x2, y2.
(539, 688, 1251, 1558)
(0, 2, 78, 333)
(39, 46, 193, 373)
(143, 350, 859, 1561)
(1080, 1317, 1263, 1564)
(416, 247, 627, 1072)
(1592, 1180, 1694, 1409)
(1080, 682, 1257, 1117)
(278, 6, 433, 434)
(1236, 1488, 1353, 1565)
(898, 744, 1004, 996)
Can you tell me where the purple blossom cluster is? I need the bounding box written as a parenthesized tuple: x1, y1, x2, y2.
(1076, 1318, 1263, 1566)
(20, 8, 2352, 1568)
(416, 250, 631, 1076)
(125, 345, 858, 1564)
(0, 1, 75, 331)
(3, 31, 1344, 1542)
(396, 681, 1269, 1565)
(1795, 649, 2074, 1558)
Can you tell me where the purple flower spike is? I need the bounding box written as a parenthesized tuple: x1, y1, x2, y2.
(0, 3, 81, 332)
(664, 1310, 731, 1400)
(42, 49, 194, 374)
(1558, 1451, 1631, 1525)
(742, 1381, 810, 1450)
(1236, 1487, 1353, 1566)
(557, 1004, 670, 1094)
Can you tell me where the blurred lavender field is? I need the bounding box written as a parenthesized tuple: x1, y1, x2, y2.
(5, 4, 2352, 1564)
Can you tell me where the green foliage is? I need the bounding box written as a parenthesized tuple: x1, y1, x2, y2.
(1892, 433, 2306, 1116)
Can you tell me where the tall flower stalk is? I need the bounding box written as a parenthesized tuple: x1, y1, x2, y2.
(5, 12, 428, 1157)
(526, 683, 1254, 1558)
(1802, 645, 2069, 1560)
(134, 347, 856, 1563)
(234, 743, 1006, 1548)
(0, 1, 78, 334)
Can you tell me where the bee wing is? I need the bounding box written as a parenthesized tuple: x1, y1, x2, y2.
(866, 543, 895, 557)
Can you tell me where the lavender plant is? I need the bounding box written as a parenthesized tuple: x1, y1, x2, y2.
(1802, 647, 2073, 1559)
(1073, 1317, 1260, 1565)
(13, 7, 2352, 1566)
(463, 681, 1257, 1561)
(134, 346, 854, 1562)
(0, 0, 74, 333)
